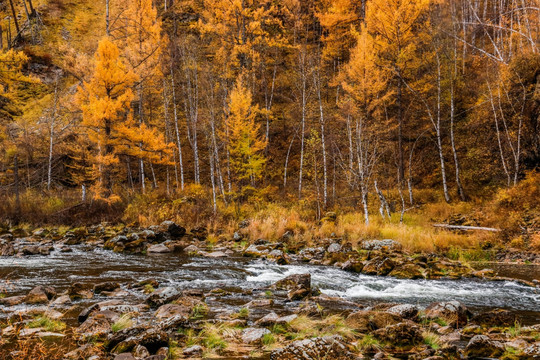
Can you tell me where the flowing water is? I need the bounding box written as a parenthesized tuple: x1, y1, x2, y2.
(1, 246, 539, 324)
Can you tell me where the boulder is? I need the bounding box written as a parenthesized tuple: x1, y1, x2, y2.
(75, 315, 112, 339)
(270, 335, 356, 360)
(470, 309, 517, 327)
(341, 259, 364, 273)
(25, 285, 56, 304)
(241, 327, 271, 344)
(154, 304, 190, 320)
(272, 273, 312, 300)
(373, 322, 423, 345)
(146, 287, 181, 307)
(159, 221, 186, 239)
(362, 257, 395, 276)
(386, 304, 420, 320)
(0, 295, 25, 306)
(345, 310, 402, 332)
(147, 244, 172, 253)
(425, 301, 470, 327)
(389, 263, 425, 279)
(68, 282, 93, 299)
(464, 335, 505, 358)
(113, 354, 136, 360)
(255, 312, 280, 326)
(94, 282, 121, 294)
(183, 245, 200, 254)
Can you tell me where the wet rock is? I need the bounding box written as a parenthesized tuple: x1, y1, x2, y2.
(68, 282, 93, 299)
(206, 251, 227, 258)
(425, 300, 470, 327)
(147, 244, 172, 253)
(0, 295, 25, 306)
(523, 342, 540, 357)
(386, 304, 419, 320)
(157, 314, 190, 331)
(233, 232, 242, 241)
(341, 259, 364, 273)
(241, 327, 270, 344)
(94, 282, 121, 294)
(154, 304, 190, 320)
(362, 257, 395, 276)
(273, 273, 311, 291)
(0, 242, 16, 256)
(464, 335, 505, 358)
(361, 239, 401, 251)
(25, 285, 56, 304)
(345, 310, 402, 332)
(270, 335, 355, 360)
(298, 247, 326, 261)
(373, 322, 423, 345)
(273, 273, 312, 300)
(470, 309, 517, 327)
(183, 244, 200, 254)
(183, 345, 203, 356)
(389, 263, 425, 279)
(244, 244, 269, 257)
(146, 287, 181, 307)
(21, 245, 41, 256)
(505, 338, 529, 351)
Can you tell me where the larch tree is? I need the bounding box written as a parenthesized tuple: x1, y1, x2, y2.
(365, 0, 431, 184)
(341, 26, 390, 224)
(226, 75, 267, 190)
(122, 0, 164, 192)
(76, 37, 138, 199)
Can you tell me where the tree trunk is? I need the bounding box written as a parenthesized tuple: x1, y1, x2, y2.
(47, 78, 59, 191)
(171, 64, 185, 190)
(14, 155, 21, 219)
(9, 0, 20, 35)
(105, 0, 110, 35)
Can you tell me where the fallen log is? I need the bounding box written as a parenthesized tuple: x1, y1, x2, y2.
(433, 224, 501, 232)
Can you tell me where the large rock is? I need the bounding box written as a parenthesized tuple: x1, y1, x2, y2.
(154, 304, 190, 320)
(147, 244, 172, 253)
(270, 335, 356, 360)
(241, 327, 271, 344)
(345, 310, 402, 332)
(470, 309, 517, 327)
(272, 273, 312, 300)
(159, 221, 186, 239)
(146, 287, 181, 307)
(389, 263, 425, 279)
(25, 286, 56, 304)
(373, 322, 423, 345)
(341, 259, 364, 273)
(425, 301, 470, 327)
(464, 335, 505, 358)
(75, 315, 112, 339)
(362, 257, 395, 276)
(386, 304, 420, 320)
(94, 282, 120, 294)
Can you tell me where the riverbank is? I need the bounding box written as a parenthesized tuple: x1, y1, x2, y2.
(0, 221, 539, 359)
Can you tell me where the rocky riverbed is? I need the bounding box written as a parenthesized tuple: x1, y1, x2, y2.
(0, 221, 539, 359)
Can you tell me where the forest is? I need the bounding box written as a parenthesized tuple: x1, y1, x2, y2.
(1, 0, 540, 244)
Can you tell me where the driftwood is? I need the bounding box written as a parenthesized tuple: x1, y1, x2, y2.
(433, 223, 500, 232)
